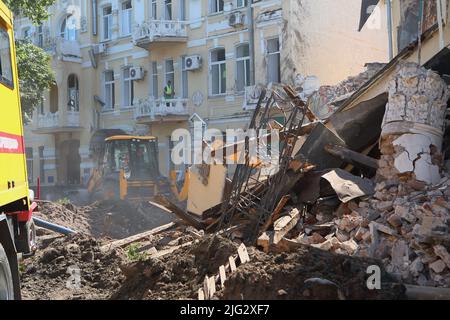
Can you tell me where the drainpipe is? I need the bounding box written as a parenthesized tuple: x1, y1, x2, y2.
(92, 0, 98, 36)
(386, 0, 394, 61)
(247, 0, 255, 87)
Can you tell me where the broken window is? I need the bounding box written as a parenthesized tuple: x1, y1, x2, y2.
(123, 67, 134, 107)
(211, 48, 226, 95)
(102, 5, 113, 41)
(68, 74, 79, 111)
(236, 43, 251, 92)
(266, 38, 281, 84)
(121, 0, 133, 36)
(104, 70, 115, 110)
(210, 0, 224, 14)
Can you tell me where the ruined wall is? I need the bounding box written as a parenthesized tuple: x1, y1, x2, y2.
(378, 62, 450, 187)
(286, 0, 389, 86)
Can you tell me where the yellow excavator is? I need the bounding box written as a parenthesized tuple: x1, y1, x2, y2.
(87, 135, 189, 202)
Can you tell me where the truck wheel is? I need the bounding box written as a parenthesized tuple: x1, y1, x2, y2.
(24, 221, 37, 257)
(0, 244, 14, 300)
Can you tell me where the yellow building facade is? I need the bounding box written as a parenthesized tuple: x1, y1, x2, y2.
(16, 0, 389, 187)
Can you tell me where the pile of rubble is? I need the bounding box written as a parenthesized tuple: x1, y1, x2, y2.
(308, 62, 386, 118)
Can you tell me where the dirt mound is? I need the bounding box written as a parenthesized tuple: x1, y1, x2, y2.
(35, 200, 175, 240)
(34, 201, 91, 235)
(21, 234, 124, 300)
(219, 246, 405, 300)
(113, 235, 237, 300)
(83, 200, 175, 239)
(111, 234, 405, 300)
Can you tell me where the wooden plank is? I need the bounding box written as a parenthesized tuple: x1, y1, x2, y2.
(219, 265, 227, 288)
(229, 256, 237, 272)
(203, 276, 210, 300)
(324, 143, 379, 170)
(153, 194, 206, 230)
(208, 276, 216, 297)
(100, 222, 176, 252)
(273, 208, 300, 244)
(198, 288, 205, 300)
(237, 244, 250, 264)
(260, 195, 291, 233)
(149, 241, 193, 259)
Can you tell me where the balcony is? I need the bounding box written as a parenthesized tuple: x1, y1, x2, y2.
(132, 20, 188, 50)
(43, 38, 81, 62)
(33, 111, 83, 134)
(134, 97, 190, 122)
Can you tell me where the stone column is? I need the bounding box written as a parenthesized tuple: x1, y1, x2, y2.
(377, 62, 450, 192)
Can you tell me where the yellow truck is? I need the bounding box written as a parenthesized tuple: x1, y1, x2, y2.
(0, 1, 36, 300)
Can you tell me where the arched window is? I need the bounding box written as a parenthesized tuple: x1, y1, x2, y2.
(60, 15, 78, 41)
(68, 74, 79, 111)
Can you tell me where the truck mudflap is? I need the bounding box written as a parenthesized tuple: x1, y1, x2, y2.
(0, 215, 21, 300)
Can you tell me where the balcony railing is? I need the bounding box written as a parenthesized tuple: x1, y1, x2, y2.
(42, 38, 81, 58)
(36, 111, 81, 131)
(134, 97, 189, 120)
(133, 20, 188, 48)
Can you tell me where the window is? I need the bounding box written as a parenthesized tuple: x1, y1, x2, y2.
(151, 0, 157, 19)
(36, 25, 44, 48)
(165, 59, 175, 92)
(165, 0, 173, 20)
(39, 146, 45, 184)
(150, 62, 159, 98)
(60, 15, 78, 41)
(22, 27, 32, 40)
(236, 43, 250, 92)
(210, 0, 224, 13)
(180, 0, 186, 20)
(26, 148, 33, 184)
(102, 6, 113, 41)
(181, 56, 188, 98)
(38, 100, 44, 115)
(237, 0, 248, 8)
(210, 48, 226, 95)
(123, 67, 134, 107)
(266, 38, 280, 84)
(121, 0, 133, 36)
(68, 74, 79, 111)
(104, 70, 115, 109)
(0, 26, 13, 87)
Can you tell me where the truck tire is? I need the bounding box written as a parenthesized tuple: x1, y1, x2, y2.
(15, 220, 37, 256)
(0, 244, 14, 300)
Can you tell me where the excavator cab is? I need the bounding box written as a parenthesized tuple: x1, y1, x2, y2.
(88, 136, 165, 201)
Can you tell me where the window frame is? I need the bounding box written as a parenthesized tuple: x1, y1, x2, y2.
(209, 0, 224, 14)
(236, 0, 248, 8)
(121, 0, 133, 37)
(67, 74, 80, 112)
(235, 43, 251, 93)
(60, 14, 78, 41)
(181, 56, 189, 99)
(102, 5, 113, 41)
(104, 70, 115, 110)
(0, 26, 14, 89)
(266, 37, 281, 84)
(122, 66, 135, 107)
(150, 0, 158, 20)
(164, 59, 175, 94)
(210, 47, 227, 96)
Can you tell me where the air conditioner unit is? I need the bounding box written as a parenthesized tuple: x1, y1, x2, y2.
(93, 43, 107, 55)
(229, 12, 245, 27)
(185, 55, 202, 71)
(130, 67, 145, 81)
